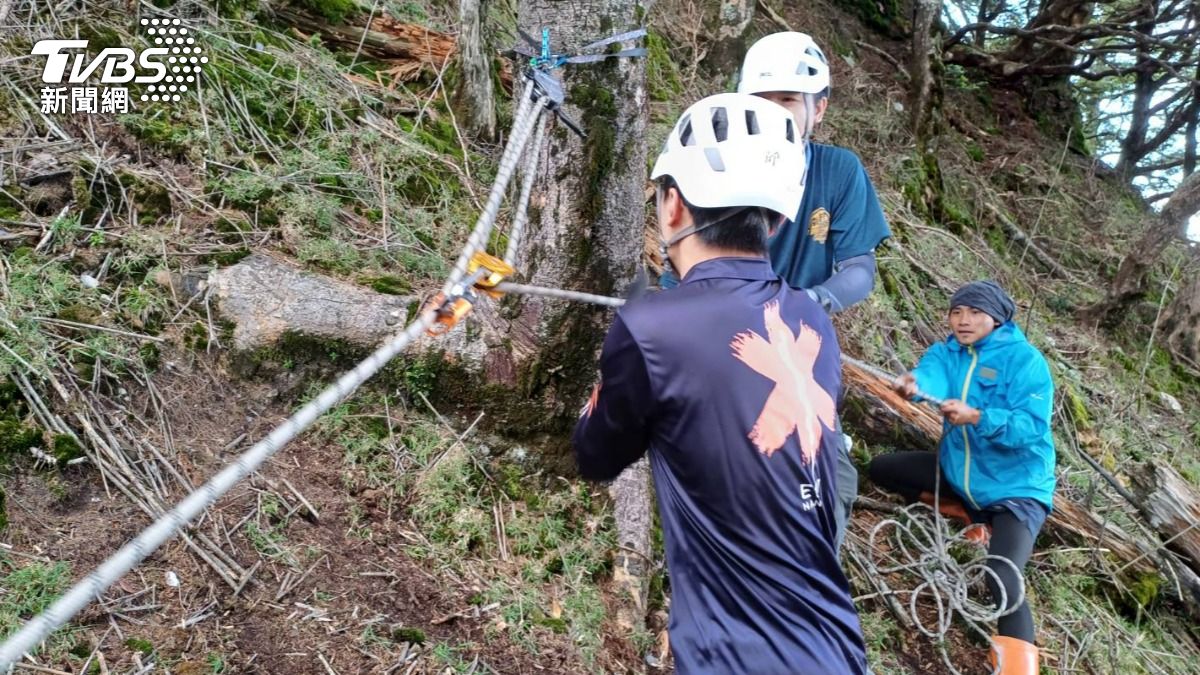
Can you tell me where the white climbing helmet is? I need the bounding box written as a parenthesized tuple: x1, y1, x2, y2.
(650, 93, 805, 218)
(738, 31, 831, 96)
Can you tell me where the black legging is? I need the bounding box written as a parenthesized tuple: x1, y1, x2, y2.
(868, 451, 1037, 642)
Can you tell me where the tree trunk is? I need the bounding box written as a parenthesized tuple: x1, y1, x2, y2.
(1162, 260, 1200, 369)
(516, 0, 649, 639)
(1080, 171, 1200, 327)
(273, 6, 456, 78)
(908, 0, 938, 143)
(207, 253, 414, 351)
(1115, 8, 1158, 179)
(454, 0, 497, 139)
(700, 0, 755, 79)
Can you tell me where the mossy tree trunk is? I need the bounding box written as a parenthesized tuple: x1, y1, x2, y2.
(454, 0, 497, 139)
(699, 0, 755, 80)
(1163, 259, 1200, 369)
(908, 0, 938, 144)
(515, 0, 649, 637)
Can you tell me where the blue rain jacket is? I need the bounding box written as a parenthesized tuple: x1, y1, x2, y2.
(910, 322, 1056, 511)
(573, 257, 867, 675)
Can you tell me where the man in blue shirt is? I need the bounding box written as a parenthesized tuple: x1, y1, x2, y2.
(574, 93, 867, 674)
(738, 32, 892, 549)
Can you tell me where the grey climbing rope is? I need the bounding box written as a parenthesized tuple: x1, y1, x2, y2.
(0, 63, 568, 669)
(442, 78, 546, 296)
(492, 282, 626, 307)
(0, 309, 439, 667)
(504, 116, 548, 267)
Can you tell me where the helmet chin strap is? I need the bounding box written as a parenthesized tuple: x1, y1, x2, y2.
(659, 207, 751, 279)
(802, 93, 817, 139)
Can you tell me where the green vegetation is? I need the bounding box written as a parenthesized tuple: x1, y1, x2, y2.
(0, 558, 75, 658)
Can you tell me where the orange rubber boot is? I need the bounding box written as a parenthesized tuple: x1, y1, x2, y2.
(990, 636, 1039, 675)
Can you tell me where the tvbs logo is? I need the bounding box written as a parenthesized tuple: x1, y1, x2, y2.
(32, 17, 206, 112)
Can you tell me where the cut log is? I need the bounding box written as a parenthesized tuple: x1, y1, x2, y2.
(610, 457, 653, 633)
(206, 253, 415, 351)
(1130, 460, 1200, 578)
(842, 359, 1200, 617)
(273, 7, 455, 74)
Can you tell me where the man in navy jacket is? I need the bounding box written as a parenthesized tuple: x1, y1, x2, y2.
(573, 93, 867, 674)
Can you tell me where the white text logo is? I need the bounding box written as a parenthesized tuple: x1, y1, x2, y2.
(33, 17, 206, 114)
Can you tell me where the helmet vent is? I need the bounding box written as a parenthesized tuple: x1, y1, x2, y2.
(711, 106, 729, 142)
(703, 147, 726, 172)
(745, 110, 760, 135)
(678, 114, 694, 146)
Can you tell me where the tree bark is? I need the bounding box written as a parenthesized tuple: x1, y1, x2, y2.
(273, 6, 456, 77)
(1080, 170, 1200, 327)
(1130, 460, 1200, 578)
(454, 0, 497, 139)
(1162, 259, 1200, 369)
(206, 253, 414, 351)
(700, 0, 755, 79)
(908, 0, 938, 142)
(516, 0, 648, 640)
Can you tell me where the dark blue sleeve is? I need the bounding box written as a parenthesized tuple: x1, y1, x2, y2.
(572, 314, 655, 481)
(829, 153, 890, 260)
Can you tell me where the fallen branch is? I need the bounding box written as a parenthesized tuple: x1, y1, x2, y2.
(984, 202, 1077, 280)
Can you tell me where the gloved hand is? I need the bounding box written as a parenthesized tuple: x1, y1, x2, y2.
(805, 285, 843, 313)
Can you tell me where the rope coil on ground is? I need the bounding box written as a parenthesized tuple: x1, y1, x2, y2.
(865, 465, 1025, 675)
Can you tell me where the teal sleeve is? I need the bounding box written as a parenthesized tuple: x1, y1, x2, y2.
(911, 342, 952, 403)
(975, 353, 1054, 452)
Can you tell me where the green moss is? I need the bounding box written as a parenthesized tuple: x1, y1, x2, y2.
(119, 113, 195, 157)
(78, 25, 124, 50)
(571, 78, 618, 229)
(532, 614, 568, 634)
(645, 32, 682, 103)
(124, 638, 154, 655)
(965, 142, 985, 163)
(130, 180, 172, 226)
(207, 248, 252, 267)
(289, 0, 358, 24)
(361, 275, 411, 295)
(51, 435, 83, 464)
(139, 343, 161, 371)
(1062, 384, 1092, 430)
(835, 0, 906, 36)
(0, 420, 42, 457)
(1127, 572, 1162, 609)
(390, 626, 426, 644)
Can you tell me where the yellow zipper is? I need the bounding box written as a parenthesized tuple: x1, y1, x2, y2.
(960, 345, 981, 510)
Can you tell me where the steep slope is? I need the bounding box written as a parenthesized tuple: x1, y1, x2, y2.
(0, 0, 1197, 673)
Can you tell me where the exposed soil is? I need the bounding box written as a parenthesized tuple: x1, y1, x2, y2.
(3, 349, 595, 674)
